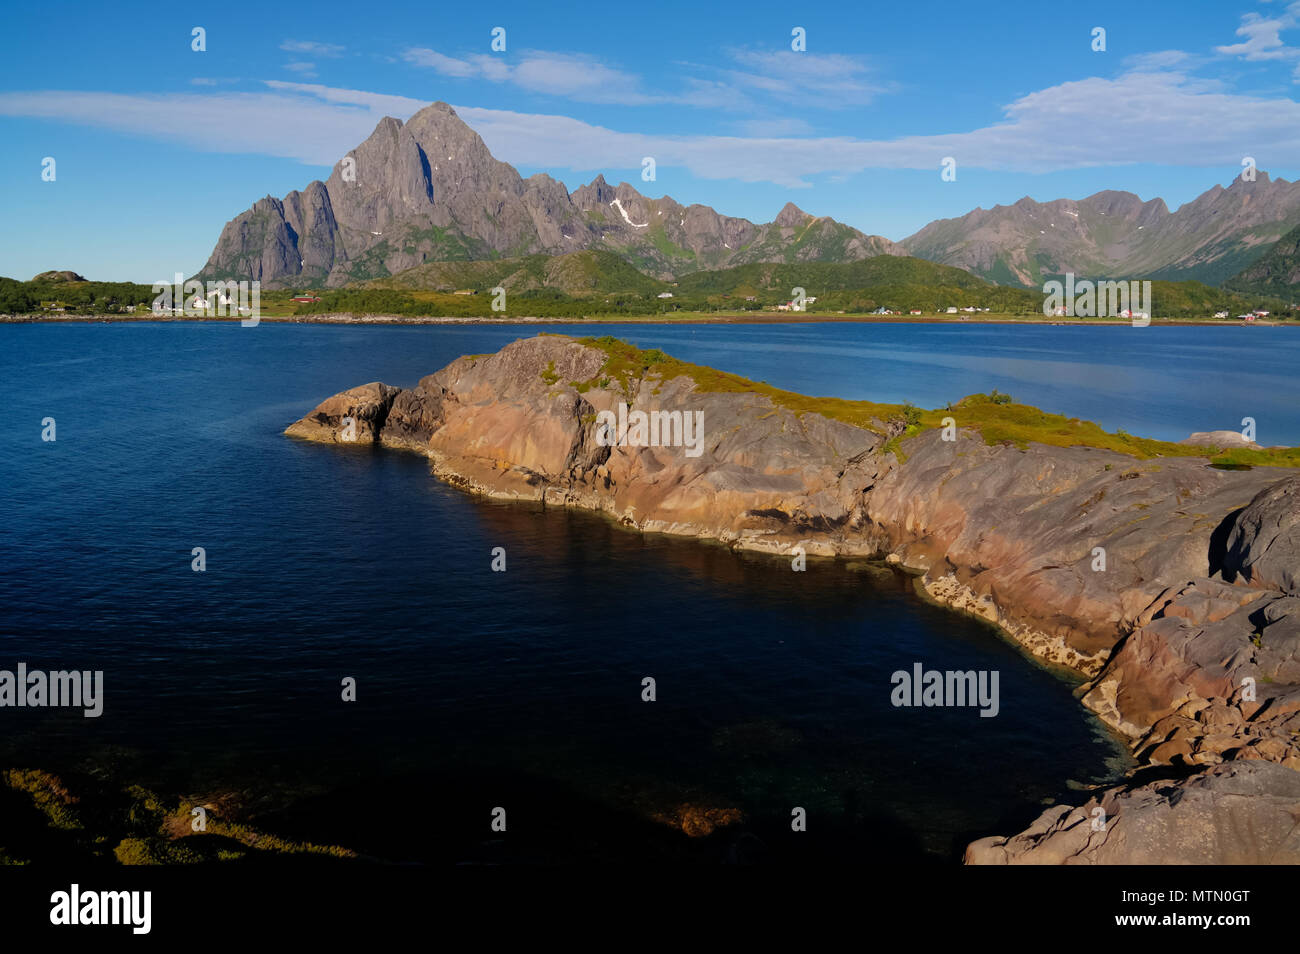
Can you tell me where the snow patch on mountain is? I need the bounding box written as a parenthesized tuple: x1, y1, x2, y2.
(610, 199, 648, 229)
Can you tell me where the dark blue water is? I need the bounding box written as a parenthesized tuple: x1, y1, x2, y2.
(576, 322, 1300, 446)
(8, 320, 1250, 864)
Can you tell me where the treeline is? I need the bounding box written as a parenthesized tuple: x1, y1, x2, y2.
(286, 286, 1041, 317)
(673, 257, 989, 295)
(288, 288, 668, 318)
(0, 277, 158, 314)
(3, 271, 1294, 320)
(1146, 280, 1292, 318)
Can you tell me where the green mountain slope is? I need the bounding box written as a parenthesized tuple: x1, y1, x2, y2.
(365, 250, 667, 297)
(673, 256, 990, 296)
(1223, 223, 1300, 300)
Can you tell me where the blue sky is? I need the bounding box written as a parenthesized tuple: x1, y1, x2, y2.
(3, 0, 1300, 280)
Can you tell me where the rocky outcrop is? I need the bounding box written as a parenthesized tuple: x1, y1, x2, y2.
(965, 760, 1300, 864)
(286, 334, 1300, 863)
(196, 103, 902, 289)
(1180, 430, 1262, 450)
(1223, 474, 1300, 593)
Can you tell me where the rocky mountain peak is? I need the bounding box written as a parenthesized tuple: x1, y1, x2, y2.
(774, 202, 809, 228)
(1232, 169, 1272, 188)
(194, 100, 901, 289)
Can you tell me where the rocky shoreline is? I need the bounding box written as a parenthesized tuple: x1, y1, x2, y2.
(286, 333, 1300, 864)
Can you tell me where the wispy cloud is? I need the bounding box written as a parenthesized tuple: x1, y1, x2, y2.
(401, 45, 885, 110)
(1216, 2, 1300, 77)
(280, 40, 345, 57)
(0, 86, 423, 167)
(447, 69, 1300, 185)
(712, 49, 889, 107)
(403, 49, 655, 104)
(1, 69, 1297, 188)
(284, 62, 318, 78)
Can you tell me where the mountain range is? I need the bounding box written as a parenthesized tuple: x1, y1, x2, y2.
(195, 100, 1300, 297)
(195, 102, 902, 289)
(902, 174, 1300, 288)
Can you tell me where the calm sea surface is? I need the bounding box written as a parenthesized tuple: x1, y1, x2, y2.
(7, 320, 1283, 862)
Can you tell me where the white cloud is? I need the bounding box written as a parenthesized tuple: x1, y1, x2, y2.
(1, 69, 1298, 188)
(280, 40, 345, 57)
(0, 87, 422, 166)
(401, 45, 883, 109)
(261, 80, 427, 115)
(285, 62, 318, 78)
(403, 48, 480, 78)
(403, 48, 657, 104)
(457, 69, 1300, 185)
(1123, 49, 1198, 71)
(715, 49, 889, 106)
(1215, 3, 1300, 78)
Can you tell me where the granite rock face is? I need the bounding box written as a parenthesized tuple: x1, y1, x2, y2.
(287, 334, 1300, 863)
(196, 103, 902, 289)
(1180, 430, 1262, 450)
(1223, 474, 1300, 594)
(965, 760, 1300, 864)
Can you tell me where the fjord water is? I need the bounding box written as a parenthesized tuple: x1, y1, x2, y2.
(10, 321, 1292, 863)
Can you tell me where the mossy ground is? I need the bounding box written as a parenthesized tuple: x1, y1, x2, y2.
(0, 768, 356, 866)
(567, 335, 1300, 468)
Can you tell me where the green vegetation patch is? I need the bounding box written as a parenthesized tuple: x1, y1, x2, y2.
(571, 336, 1300, 466)
(4, 768, 83, 830)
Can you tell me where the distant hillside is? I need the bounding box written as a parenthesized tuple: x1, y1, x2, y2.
(309, 253, 1291, 319)
(1145, 280, 1290, 317)
(0, 276, 156, 314)
(902, 173, 1300, 288)
(1224, 223, 1300, 300)
(366, 249, 666, 297)
(673, 256, 989, 296)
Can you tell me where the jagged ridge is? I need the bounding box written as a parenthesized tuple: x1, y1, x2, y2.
(195, 103, 903, 289)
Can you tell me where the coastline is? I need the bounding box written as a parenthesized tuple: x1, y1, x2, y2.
(283, 333, 1300, 864)
(2, 312, 1293, 327)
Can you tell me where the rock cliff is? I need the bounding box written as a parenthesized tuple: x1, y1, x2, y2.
(286, 334, 1300, 863)
(197, 103, 902, 289)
